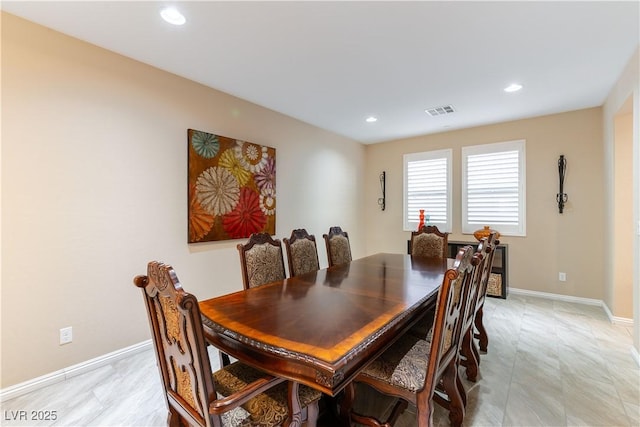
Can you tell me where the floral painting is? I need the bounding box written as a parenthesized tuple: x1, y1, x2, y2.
(188, 129, 276, 243)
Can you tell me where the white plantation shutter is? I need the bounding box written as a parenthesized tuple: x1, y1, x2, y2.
(403, 149, 452, 231)
(462, 140, 526, 236)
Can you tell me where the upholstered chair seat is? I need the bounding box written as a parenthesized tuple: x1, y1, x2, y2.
(356, 333, 430, 393)
(214, 363, 322, 427)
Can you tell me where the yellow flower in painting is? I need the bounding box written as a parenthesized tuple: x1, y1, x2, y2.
(219, 149, 251, 186)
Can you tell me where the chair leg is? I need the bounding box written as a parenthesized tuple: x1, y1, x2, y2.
(385, 399, 408, 427)
(167, 408, 181, 427)
(416, 396, 434, 427)
(474, 306, 489, 352)
(461, 329, 479, 382)
(456, 365, 467, 408)
(471, 331, 481, 364)
(442, 359, 465, 427)
(342, 382, 404, 427)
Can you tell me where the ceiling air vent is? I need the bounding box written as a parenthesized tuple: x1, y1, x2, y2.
(425, 105, 455, 117)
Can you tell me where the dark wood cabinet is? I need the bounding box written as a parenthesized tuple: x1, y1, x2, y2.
(447, 240, 508, 299)
(407, 239, 509, 299)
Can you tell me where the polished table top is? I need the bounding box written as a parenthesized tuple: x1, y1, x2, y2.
(199, 252, 450, 396)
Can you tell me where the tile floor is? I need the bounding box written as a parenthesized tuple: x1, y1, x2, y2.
(1, 294, 638, 426)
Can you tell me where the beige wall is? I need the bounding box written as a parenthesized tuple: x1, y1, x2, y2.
(364, 108, 605, 299)
(613, 112, 634, 318)
(0, 13, 365, 387)
(603, 47, 639, 353)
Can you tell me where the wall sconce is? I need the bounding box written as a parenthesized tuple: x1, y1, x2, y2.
(556, 155, 568, 213)
(378, 171, 386, 211)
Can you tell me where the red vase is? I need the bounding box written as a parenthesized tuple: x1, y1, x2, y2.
(418, 209, 425, 230)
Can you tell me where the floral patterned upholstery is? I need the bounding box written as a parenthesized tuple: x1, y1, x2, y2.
(323, 226, 352, 267)
(214, 363, 322, 427)
(328, 235, 352, 266)
(244, 243, 286, 288)
(358, 333, 430, 393)
(410, 225, 448, 259)
(412, 233, 445, 258)
(289, 238, 320, 276)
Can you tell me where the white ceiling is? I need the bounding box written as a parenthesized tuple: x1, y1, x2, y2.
(3, 1, 638, 144)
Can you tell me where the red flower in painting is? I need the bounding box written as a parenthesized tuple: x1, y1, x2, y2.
(222, 187, 267, 238)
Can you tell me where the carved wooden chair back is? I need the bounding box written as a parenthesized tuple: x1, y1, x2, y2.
(458, 240, 489, 382)
(134, 261, 324, 427)
(474, 232, 499, 352)
(344, 245, 478, 427)
(323, 226, 352, 267)
(410, 225, 449, 259)
(237, 232, 287, 289)
(283, 228, 320, 277)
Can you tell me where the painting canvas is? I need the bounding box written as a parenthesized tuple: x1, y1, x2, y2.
(188, 129, 276, 243)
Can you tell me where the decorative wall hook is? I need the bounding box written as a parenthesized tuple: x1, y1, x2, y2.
(556, 155, 568, 213)
(378, 171, 386, 211)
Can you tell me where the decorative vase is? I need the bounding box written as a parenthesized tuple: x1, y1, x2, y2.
(418, 209, 425, 230)
(473, 225, 501, 241)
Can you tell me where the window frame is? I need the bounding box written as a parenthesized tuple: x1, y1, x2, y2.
(461, 139, 526, 237)
(403, 148, 452, 232)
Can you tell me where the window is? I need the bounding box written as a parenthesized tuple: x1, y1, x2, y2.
(462, 140, 526, 236)
(403, 149, 452, 231)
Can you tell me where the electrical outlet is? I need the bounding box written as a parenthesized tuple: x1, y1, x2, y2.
(558, 272, 567, 282)
(60, 327, 73, 345)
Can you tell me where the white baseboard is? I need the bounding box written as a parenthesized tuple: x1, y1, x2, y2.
(509, 287, 634, 326)
(509, 287, 602, 305)
(0, 340, 151, 403)
(601, 302, 635, 326)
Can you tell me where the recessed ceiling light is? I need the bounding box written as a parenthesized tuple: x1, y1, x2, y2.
(504, 83, 523, 93)
(161, 7, 186, 25)
(365, 116, 378, 123)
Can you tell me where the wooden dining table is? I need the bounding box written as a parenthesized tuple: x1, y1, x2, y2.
(199, 252, 452, 403)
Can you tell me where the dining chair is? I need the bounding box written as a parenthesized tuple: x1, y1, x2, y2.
(133, 261, 321, 427)
(458, 239, 489, 382)
(237, 232, 287, 289)
(283, 228, 320, 277)
(410, 225, 449, 258)
(323, 226, 352, 267)
(474, 232, 499, 353)
(341, 245, 478, 427)
(407, 225, 450, 339)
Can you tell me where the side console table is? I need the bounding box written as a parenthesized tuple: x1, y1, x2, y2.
(407, 239, 509, 299)
(447, 240, 508, 299)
